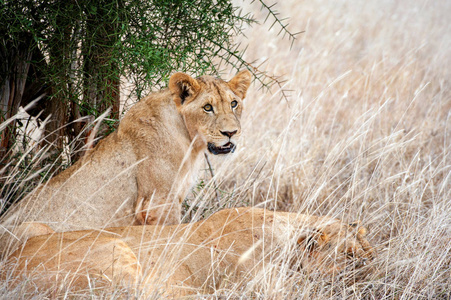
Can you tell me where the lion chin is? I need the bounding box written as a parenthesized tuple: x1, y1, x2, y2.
(207, 141, 236, 155)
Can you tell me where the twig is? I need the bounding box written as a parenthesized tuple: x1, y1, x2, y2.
(252, 0, 300, 47)
(212, 40, 292, 102)
(242, 60, 293, 103)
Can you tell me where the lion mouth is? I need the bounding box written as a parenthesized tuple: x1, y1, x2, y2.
(207, 142, 236, 155)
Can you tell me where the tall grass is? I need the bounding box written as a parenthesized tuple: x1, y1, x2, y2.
(1, 0, 450, 298)
(207, 0, 451, 297)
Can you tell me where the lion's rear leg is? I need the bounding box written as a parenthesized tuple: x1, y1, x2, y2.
(15, 222, 55, 240)
(0, 222, 55, 257)
(8, 235, 142, 292)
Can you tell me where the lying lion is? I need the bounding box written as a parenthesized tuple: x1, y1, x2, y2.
(6, 207, 374, 297)
(0, 70, 252, 254)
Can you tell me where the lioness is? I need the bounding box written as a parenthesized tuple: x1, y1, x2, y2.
(6, 207, 374, 297)
(0, 70, 252, 254)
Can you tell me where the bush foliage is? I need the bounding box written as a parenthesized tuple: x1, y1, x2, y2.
(0, 0, 293, 160)
(0, 0, 294, 213)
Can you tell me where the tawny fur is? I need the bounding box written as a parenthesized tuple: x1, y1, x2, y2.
(0, 70, 252, 255)
(6, 207, 374, 297)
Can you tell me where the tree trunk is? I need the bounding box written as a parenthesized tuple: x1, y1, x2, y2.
(75, 0, 122, 161)
(45, 5, 76, 156)
(0, 34, 33, 163)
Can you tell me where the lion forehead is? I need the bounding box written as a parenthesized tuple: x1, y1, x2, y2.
(196, 77, 236, 102)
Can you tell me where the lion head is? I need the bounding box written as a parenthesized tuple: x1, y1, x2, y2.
(169, 70, 251, 155)
(295, 219, 374, 277)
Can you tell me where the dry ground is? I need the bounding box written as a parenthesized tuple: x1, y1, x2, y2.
(1, 0, 450, 298)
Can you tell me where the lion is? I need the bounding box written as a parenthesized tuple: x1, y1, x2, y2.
(0, 70, 252, 255)
(5, 207, 374, 297)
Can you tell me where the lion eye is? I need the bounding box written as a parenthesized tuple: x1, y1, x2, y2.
(203, 104, 213, 112)
(231, 100, 238, 109)
(346, 250, 355, 259)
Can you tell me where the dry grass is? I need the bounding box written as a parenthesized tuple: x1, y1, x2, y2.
(1, 0, 451, 298)
(206, 0, 451, 297)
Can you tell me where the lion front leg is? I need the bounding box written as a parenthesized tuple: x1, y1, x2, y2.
(134, 192, 181, 225)
(134, 156, 191, 226)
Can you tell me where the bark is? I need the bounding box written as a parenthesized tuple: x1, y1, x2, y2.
(45, 5, 75, 153)
(0, 34, 33, 163)
(75, 0, 122, 161)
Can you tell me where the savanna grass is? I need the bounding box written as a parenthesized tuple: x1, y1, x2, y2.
(1, 0, 450, 298)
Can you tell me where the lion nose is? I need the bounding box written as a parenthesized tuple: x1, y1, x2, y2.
(220, 130, 237, 138)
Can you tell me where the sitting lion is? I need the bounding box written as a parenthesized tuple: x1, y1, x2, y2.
(5, 207, 374, 297)
(0, 70, 252, 254)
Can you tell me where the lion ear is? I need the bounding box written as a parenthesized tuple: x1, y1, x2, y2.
(228, 70, 252, 99)
(349, 221, 367, 236)
(357, 226, 367, 236)
(169, 72, 201, 107)
(297, 228, 329, 252)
